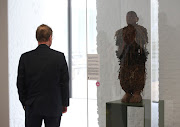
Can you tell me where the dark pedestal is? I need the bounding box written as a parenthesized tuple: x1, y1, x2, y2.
(106, 99, 164, 127)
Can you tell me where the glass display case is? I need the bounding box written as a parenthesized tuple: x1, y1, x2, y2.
(8, 0, 180, 127)
(95, 0, 153, 127)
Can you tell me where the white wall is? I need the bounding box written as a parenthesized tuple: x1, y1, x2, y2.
(159, 0, 180, 126)
(96, 0, 150, 127)
(8, 0, 68, 126)
(0, 0, 9, 126)
(96, 1, 121, 126)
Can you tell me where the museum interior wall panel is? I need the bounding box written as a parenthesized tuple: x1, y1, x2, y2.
(96, 0, 150, 127)
(96, 0, 121, 127)
(0, 0, 9, 126)
(159, 0, 180, 126)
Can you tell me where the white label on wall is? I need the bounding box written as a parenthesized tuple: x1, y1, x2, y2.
(87, 54, 100, 80)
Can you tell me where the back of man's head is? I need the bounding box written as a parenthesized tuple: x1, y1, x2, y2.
(36, 24, 53, 42)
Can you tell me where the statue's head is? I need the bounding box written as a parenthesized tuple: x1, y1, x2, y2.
(126, 11, 139, 25)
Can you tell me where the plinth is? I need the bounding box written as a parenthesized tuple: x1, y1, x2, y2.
(106, 99, 164, 127)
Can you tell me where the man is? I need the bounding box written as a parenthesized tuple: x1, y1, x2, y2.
(17, 24, 69, 127)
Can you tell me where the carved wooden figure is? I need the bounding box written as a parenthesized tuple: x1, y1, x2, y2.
(115, 11, 148, 103)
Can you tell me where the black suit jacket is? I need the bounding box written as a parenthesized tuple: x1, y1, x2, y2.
(17, 44, 69, 116)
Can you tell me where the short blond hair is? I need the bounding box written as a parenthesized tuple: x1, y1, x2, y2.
(36, 24, 53, 42)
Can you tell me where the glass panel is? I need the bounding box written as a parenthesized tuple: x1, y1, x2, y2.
(96, 0, 151, 127)
(87, 0, 99, 126)
(68, 0, 88, 127)
(151, 0, 159, 126)
(8, 0, 68, 127)
(71, 0, 87, 99)
(159, 0, 180, 126)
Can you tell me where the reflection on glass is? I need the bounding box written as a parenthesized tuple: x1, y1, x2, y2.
(115, 11, 149, 103)
(87, 0, 99, 126)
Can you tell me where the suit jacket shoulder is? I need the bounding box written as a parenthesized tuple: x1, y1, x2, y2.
(50, 49, 64, 56)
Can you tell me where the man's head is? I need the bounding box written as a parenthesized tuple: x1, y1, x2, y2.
(126, 11, 139, 25)
(36, 24, 53, 47)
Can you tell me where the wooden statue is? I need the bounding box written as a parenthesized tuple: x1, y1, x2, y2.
(115, 11, 148, 103)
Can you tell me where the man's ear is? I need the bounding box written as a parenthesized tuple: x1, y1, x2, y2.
(49, 35, 52, 41)
(48, 35, 52, 47)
